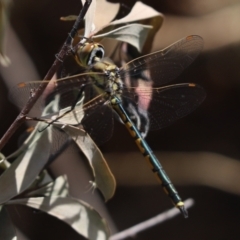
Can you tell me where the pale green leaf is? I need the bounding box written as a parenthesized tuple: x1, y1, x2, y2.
(8, 196, 110, 240)
(5, 98, 58, 161)
(58, 124, 116, 201)
(0, 206, 16, 240)
(0, 0, 11, 66)
(22, 170, 53, 197)
(71, 1, 162, 54)
(0, 152, 10, 170)
(91, 0, 120, 32)
(90, 1, 163, 54)
(109, 1, 162, 26)
(82, 0, 96, 37)
(55, 92, 85, 125)
(31, 170, 53, 188)
(94, 23, 152, 52)
(26, 175, 69, 198)
(0, 125, 51, 204)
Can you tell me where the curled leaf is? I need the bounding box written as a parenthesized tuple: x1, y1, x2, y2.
(57, 124, 116, 201)
(69, 1, 163, 55)
(26, 175, 69, 198)
(8, 196, 110, 240)
(0, 124, 51, 204)
(94, 23, 152, 52)
(109, 1, 162, 26)
(55, 92, 85, 125)
(0, 0, 11, 66)
(91, 1, 163, 54)
(82, 0, 96, 37)
(90, 0, 120, 31)
(0, 152, 10, 170)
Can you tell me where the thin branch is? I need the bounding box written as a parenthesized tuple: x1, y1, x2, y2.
(109, 198, 194, 240)
(0, 0, 92, 151)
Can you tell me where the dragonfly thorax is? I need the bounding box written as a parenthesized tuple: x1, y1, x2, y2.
(92, 59, 123, 99)
(106, 69, 123, 98)
(74, 40, 123, 98)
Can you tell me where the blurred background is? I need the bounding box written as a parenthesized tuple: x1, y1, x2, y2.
(1, 0, 240, 239)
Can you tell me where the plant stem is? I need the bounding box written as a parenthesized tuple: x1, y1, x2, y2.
(110, 199, 194, 240)
(0, 0, 92, 151)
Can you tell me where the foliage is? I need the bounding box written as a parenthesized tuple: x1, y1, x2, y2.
(0, 0, 163, 239)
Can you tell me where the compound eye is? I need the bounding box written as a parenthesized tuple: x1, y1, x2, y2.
(88, 44, 104, 65)
(75, 43, 105, 67)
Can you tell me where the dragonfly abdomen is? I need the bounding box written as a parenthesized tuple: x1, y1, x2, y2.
(137, 137, 187, 217)
(111, 96, 188, 218)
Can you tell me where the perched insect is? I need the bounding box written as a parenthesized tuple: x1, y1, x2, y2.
(12, 35, 206, 217)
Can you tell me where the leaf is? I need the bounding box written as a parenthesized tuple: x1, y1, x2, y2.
(26, 175, 69, 198)
(71, 1, 162, 55)
(0, 152, 10, 170)
(81, 0, 96, 37)
(94, 23, 152, 52)
(55, 92, 85, 125)
(0, 125, 51, 204)
(5, 98, 59, 161)
(0, 0, 11, 66)
(57, 124, 116, 201)
(0, 206, 16, 240)
(89, 0, 120, 32)
(30, 170, 53, 189)
(8, 196, 110, 240)
(61, 0, 120, 30)
(109, 1, 163, 26)
(91, 1, 163, 54)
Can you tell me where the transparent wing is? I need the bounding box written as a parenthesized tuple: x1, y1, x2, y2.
(52, 93, 115, 146)
(122, 83, 206, 132)
(9, 80, 53, 112)
(66, 84, 115, 145)
(81, 101, 114, 145)
(9, 72, 106, 117)
(10, 71, 114, 145)
(120, 35, 203, 87)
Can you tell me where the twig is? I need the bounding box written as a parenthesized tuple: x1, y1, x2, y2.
(0, 0, 92, 151)
(109, 198, 194, 240)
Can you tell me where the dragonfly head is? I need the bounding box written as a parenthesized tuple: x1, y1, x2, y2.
(75, 42, 104, 67)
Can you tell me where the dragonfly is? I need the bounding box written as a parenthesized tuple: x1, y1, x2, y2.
(11, 35, 206, 218)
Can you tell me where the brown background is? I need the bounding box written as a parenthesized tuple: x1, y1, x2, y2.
(1, 0, 240, 239)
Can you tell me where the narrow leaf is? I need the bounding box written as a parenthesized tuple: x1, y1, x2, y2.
(90, 0, 120, 32)
(0, 0, 11, 66)
(32, 170, 53, 188)
(94, 23, 152, 52)
(82, 0, 96, 37)
(91, 1, 163, 54)
(26, 175, 69, 198)
(58, 124, 116, 201)
(0, 126, 51, 204)
(0, 152, 10, 170)
(5, 98, 58, 161)
(56, 93, 85, 125)
(109, 1, 163, 26)
(8, 196, 110, 240)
